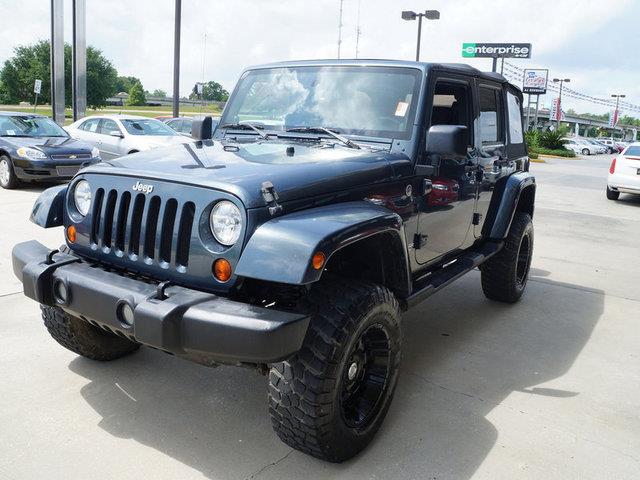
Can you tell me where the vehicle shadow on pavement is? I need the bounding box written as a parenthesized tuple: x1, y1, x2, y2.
(67, 270, 603, 479)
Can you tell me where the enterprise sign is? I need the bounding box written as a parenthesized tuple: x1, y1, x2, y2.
(462, 43, 532, 59)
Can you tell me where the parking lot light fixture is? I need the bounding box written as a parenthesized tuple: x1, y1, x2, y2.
(401, 10, 440, 61)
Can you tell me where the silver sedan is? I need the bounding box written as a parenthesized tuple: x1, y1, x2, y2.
(65, 114, 191, 159)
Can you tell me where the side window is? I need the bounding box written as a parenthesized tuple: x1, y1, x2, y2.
(80, 118, 100, 132)
(507, 91, 524, 144)
(99, 119, 120, 135)
(181, 120, 193, 134)
(430, 80, 472, 133)
(478, 87, 502, 144)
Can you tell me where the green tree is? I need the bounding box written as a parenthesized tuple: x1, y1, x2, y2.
(115, 75, 143, 94)
(151, 88, 167, 98)
(126, 81, 146, 106)
(0, 40, 117, 108)
(190, 80, 229, 101)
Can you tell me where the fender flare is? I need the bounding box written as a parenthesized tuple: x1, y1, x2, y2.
(30, 184, 68, 228)
(483, 172, 536, 239)
(235, 201, 410, 289)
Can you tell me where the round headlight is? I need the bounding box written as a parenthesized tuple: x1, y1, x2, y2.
(74, 180, 92, 216)
(209, 201, 242, 246)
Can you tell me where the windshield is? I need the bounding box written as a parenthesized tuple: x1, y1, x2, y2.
(624, 146, 640, 156)
(0, 115, 68, 137)
(220, 65, 423, 140)
(120, 118, 178, 136)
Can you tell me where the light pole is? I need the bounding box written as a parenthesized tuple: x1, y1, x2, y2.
(552, 78, 570, 130)
(611, 94, 625, 128)
(401, 10, 440, 61)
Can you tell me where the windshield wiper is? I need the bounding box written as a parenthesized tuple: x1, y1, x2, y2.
(285, 127, 360, 149)
(219, 122, 269, 140)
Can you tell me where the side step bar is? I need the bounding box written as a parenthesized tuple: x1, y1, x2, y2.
(405, 241, 503, 309)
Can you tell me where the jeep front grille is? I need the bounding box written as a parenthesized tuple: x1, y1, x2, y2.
(91, 188, 195, 270)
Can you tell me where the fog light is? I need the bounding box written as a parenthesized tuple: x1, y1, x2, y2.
(213, 258, 232, 282)
(117, 302, 135, 326)
(53, 280, 69, 304)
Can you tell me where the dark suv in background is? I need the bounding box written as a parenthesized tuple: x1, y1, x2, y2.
(12, 60, 534, 462)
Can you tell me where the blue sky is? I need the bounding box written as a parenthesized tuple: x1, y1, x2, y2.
(0, 0, 637, 116)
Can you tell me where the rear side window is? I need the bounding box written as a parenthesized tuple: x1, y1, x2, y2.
(507, 92, 524, 144)
(478, 87, 502, 144)
(625, 146, 640, 156)
(80, 118, 100, 132)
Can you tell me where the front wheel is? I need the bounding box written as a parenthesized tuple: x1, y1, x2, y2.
(606, 186, 620, 200)
(268, 279, 402, 462)
(0, 155, 19, 189)
(481, 212, 534, 303)
(581, 148, 590, 156)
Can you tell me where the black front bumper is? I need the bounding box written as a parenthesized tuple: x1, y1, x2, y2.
(12, 241, 309, 364)
(12, 158, 96, 181)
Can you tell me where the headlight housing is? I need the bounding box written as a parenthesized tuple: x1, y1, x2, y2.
(16, 147, 47, 160)
(91, 147, 100, 158)
(73, 180, 92, 216)
(209, 201, 242, 246)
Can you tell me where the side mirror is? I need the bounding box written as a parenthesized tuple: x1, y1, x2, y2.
(425, 125, 469, 157)
(192, 116, 213, 140)
(109, 131, 124, 138)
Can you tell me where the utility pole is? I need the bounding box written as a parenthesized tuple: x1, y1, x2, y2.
(611, 94, 626, 128)
(355, 0, 362, 58)
(552, 77, 570, 130)
(172, 0, 182, 118)
(337, 0, 344, 59)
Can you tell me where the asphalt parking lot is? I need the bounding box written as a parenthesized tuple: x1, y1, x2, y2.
(1, 153, 639, 479)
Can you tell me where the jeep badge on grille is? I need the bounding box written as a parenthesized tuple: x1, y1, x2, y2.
(132, 181, 154, 194)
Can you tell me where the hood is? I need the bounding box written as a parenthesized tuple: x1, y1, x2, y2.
(137, 135, 192, 149)
(7, 136, 94, 156)
(81, 139, 406, 208)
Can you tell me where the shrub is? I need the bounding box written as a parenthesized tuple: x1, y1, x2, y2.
(539, 130, 566, 150)
(531, 147, 576, 158)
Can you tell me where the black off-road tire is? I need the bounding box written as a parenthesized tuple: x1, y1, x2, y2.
(606, 186, 620, 200)
(268, 279, 402, 462)
(41, 305, 140, 360)
(481, 212, 534, 303)
(0, 154, 20, 189)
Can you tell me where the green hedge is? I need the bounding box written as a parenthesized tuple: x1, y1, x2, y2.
(528, 150, 539, 159)
(530, 147, 576, 158)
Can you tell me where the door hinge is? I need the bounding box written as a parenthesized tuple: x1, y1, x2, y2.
(261, 181, 283, 216)
(413, 233, 428, 249)
(472, 213, 482, 225)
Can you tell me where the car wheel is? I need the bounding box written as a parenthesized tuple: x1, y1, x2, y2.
(481, 212, 534, 303)
(268, 278, 402, 462)
(606, 186, 620, 200)
(0, 154, 20, 189)
(41, 305, 140, 360)
(581, 148, 590, 156)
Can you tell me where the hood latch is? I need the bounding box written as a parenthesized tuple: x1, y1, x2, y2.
(261, 181, 283, 216)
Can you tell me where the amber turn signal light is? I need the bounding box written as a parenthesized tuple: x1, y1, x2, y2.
(66, 225, 77, 243)
(213, 258, 232, 282)
(312, 251, 326, 270)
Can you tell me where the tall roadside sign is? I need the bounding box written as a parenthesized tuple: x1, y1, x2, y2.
(461, 42, 531, 73)
(522, 69, 548, 131)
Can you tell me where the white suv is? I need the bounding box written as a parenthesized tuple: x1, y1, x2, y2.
(607, 142, 640, 200)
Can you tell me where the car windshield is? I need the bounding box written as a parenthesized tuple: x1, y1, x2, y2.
(0, 115, 68, 137)
(220, 65, 422, 140)
(120, 118, 178, 136)
(624, 146, 640, 156)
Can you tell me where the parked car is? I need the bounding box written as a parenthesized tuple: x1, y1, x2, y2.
(0, 111, 100, 189)
(65, 114, 191, 159)
(584, 139, 607, 154)
(12, 60, 535, 462)
(590, 139, 616, 154)
(164, 116, 220, 137)
(607, 142, 640, 200)
(563, 137, 598, 155)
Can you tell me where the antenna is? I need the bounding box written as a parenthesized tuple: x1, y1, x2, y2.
(355, 0, 362, 58)
(337, 0, 344, 59)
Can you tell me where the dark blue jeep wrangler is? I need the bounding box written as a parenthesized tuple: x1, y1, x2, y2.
(12, 60, 534, 462)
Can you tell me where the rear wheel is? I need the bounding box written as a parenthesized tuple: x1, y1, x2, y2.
(481, 212, 534, 303)
(606, 186, 620, 200)
(41, 305, 140, 360)
(0, 155, 19, 189)
(581, 148, 590, 156)
(268, 278, 401, 462)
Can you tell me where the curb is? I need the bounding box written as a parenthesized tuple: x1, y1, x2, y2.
(530, 158, 547, 163)
(537, 153, 580, 160)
